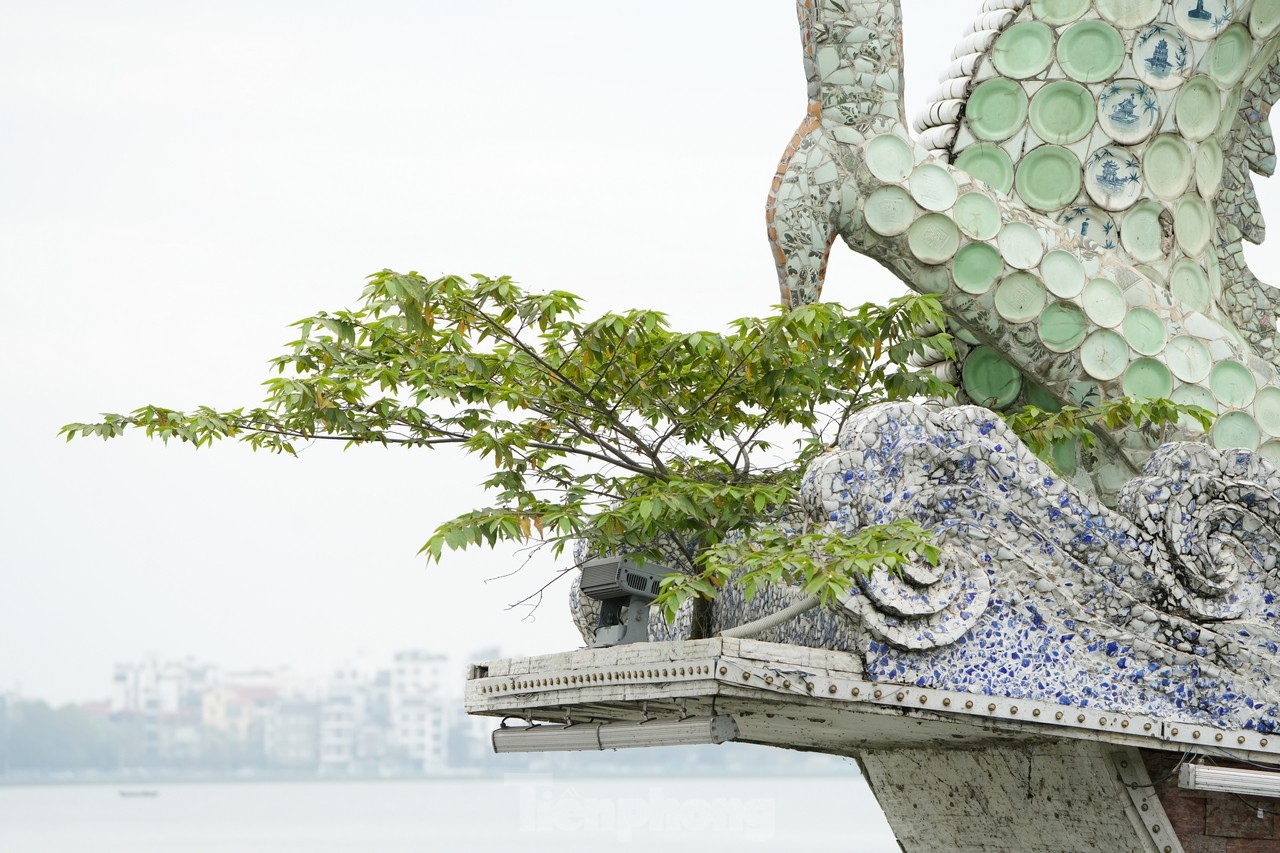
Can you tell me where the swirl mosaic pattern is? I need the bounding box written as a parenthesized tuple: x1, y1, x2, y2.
(769, 0, 1280, 500)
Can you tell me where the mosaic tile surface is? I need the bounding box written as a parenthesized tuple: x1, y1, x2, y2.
(768, 0, 1280, 498)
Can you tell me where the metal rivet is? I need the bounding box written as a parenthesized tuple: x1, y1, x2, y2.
(1171, 728, 1179, 736)
(852, 688, 860, 696)
(1264, 738, 1271, 747)
(1099, 717, 1107, 726)
(1121, 761, 1128, 768)
(784, 681, 792, 689)
(765, 676, 774, 685)
(1144, 723, 1153, 731)
(1078, 715, 1086, 723)
(1122, 720, 1129, 728)
(875, 690, 883, 699)
(1033, 709, 1041, 717)
(989, 703, 997, 713)
(1239, 736, 1246, 745)
(965, 700, 974, 710)
(1152, 825, 1160, 834)
(898, 692, 906, 702)
(719, 667, 727, 675)
(1193, 731, 1201, 739)
(663, 669, 669, 677)
(1141, 803, 1149, 812)
(1056, 712, 1064, 721)
(1216, 733, 1224, 742)
(806, 682, 814, 692)
(1164, 847, 1172, 853)
(1010, 706, 1018, 715)
(742, 672, 751, 681)
(829, 685, 838, 694)
(919, 695, 928, 704)
(943, 698, 951, 707)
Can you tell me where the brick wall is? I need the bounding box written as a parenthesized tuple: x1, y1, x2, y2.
(1143, 749, 1280, 853)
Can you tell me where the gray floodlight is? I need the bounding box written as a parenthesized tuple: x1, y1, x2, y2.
(491, 716, 739, 753)
(578, 556, 673, 647)
(1179, 763, 1280, 798)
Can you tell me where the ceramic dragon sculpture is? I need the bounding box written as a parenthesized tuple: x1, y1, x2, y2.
(768, 0, 1280, 496)
(571, 1, 1280, 739)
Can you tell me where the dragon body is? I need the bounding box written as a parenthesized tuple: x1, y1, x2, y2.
(768, 0, 1280, 496)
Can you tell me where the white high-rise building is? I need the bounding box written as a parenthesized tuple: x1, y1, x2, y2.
(389, 651, 449, 773)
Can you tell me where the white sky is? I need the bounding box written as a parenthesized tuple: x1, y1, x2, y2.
(3, 1, 1274, 705)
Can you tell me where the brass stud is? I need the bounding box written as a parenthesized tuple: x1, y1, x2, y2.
(742, 672, 751, 681)
(1056, 712, 1064, 721)
(1152, 825, 1160, 834)
(1078, 715, 1086, 724)
(1033, 709, 1041, 717)
(765, 676, 774, 685)
(1239, 736, 1246, 745)
(1099, 717, 1107, 726)
(1010, 706, 1018, 715)
(662, 669, 669, 677)
(829, 685, 839, 695)
(919, 695, 928, 704)
(897, 692, 906, 702)
(1141, 803, 1149, 812)
(806, 683, 814, 692)
(943, 698, 951, 707)
(1171, 728, 1179, 736)
(989, 704, 998, 713)
(719, 667, 728, 676)
(1144, 723, 1153, 731)
(852, 687, 861, 696)
(784, 680, 792, 689)
(1193, 731, 1200, 739)
(1263, 738, 1271, 747)
(875, 690, 883, 699)
(965, 700, 974, 710)
(1164, 847, 1172, 853)
(1121, 720, 1129, 728)
(1215, 733, 1224, 742)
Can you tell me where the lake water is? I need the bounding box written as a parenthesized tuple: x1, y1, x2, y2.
(0, 775, 899, 852)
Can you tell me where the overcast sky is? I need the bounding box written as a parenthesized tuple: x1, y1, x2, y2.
(3, 2, 1274, 705)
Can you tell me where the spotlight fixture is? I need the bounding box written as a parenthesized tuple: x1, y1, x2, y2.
(1179, 763, 1280, 798)
(578, 556, 674, 647)
(491, 715, 739, 753)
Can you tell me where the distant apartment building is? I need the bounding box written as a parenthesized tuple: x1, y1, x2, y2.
(389, 651, 449, 774)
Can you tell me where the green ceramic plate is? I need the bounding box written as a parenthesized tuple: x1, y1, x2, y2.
(995, 272, 1047, 324)
(1175, 76, 1221, 142)
(967, 78, 1029, 142)
(1058, 20, 1125, 84)
(1120, 200, 1169, 263)
(1196, 138, 1224, 199)
(1122, 307, 1167, 356)
(1210, 360, 1257, 407)
(1212, 411, 1261, 451)
(1175, 194, 1212, 256)
(1082, 277, 1127, 327)
(1170, 259, 1211, 311)
(993, 22, 1055, 80)
(910, 162, 959, 212)
(998, 221, 1044, 269)
(1040, 250, 1086, 298)
(1081, 329, 1130, 381)
(1211, 24, 1253, 87)
(866, 134, 915, 183)
(954, 144, 1015, 195)
(864, 186, 916, 237)
(1097, 0, 1161, 27)
(1165, 335, 1212, 383)
(1030, 81, 1095, 144)
(1135, 24, 1190, 91)
(1254, 386, 1280, 436)
(1038, 302, 1088, 352)
(908, 214, 961, 265)
(1172, 384, 1217, 431)
(1143, 135, 1193, 199)
(962, 346, 1023, 409)
(953, 242, 1004, 294)
(1253, 0, 1280, 38)
(1015, 145, 1082, 212)
(1032, 0, 1090, 24)
(1122, 358, 1173, 400)
(954, 192, 1002, 240)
